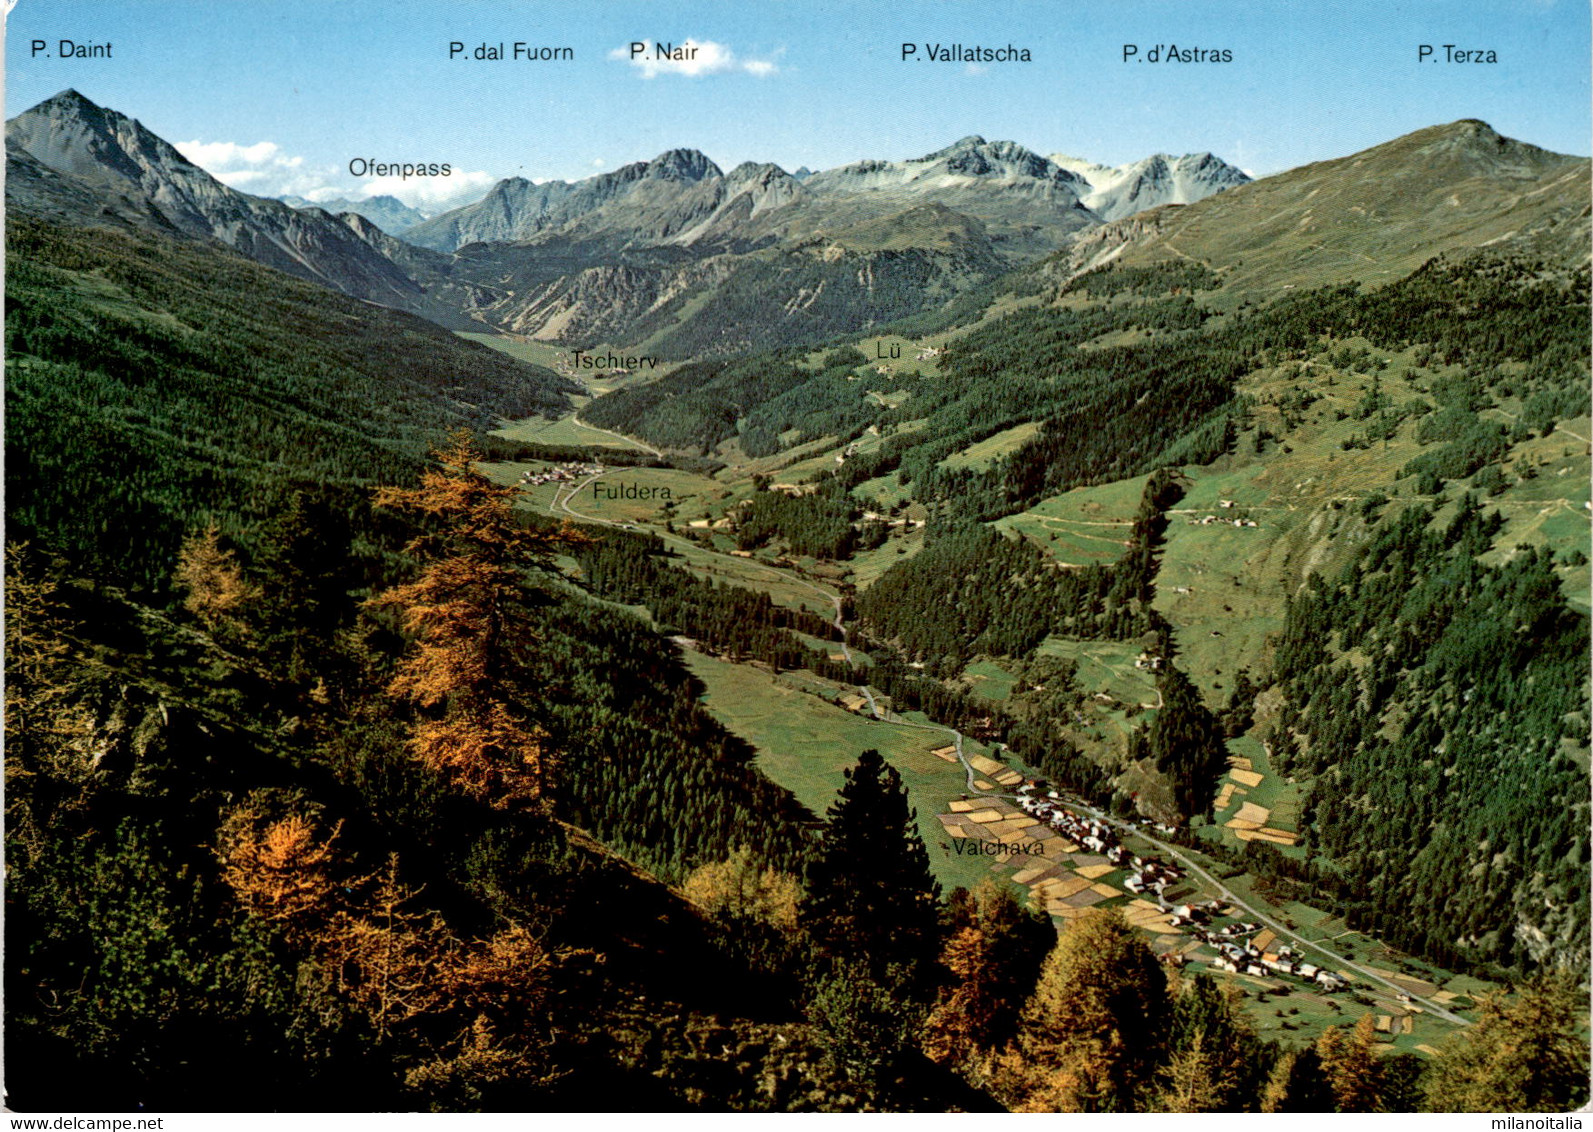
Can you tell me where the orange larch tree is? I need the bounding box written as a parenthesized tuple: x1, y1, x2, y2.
(173, 523, 257, 633)
(369, 430, 586, 808)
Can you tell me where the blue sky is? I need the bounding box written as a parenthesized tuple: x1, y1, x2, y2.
(7, 0, 1589, 209)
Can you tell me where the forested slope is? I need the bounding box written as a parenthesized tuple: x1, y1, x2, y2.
(5, 217, 575, 590)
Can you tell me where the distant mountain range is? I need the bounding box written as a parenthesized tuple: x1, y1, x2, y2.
(402, 134, 1248, 256)
(10, 89, 1583, 361)
(280, 193, 430, 234)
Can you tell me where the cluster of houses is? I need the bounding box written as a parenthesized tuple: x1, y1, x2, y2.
(1198, 925, 1348, 991)
(917, 346, 944, 361)
(1011, 784, 1351, 995)
(1120, 853, 1186, 895)
(1016, 786, 1120, 852)
(1159, 897, 1228, 927)
(1190, 513, 1260, 529)
(1015, 787, 1186, 891)
(518, 461, 604, 487)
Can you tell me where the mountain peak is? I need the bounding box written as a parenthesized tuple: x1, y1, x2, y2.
(1047, 148, 1250, 221)
(37, 88, 97, 111)
(646, 148, 721, 182)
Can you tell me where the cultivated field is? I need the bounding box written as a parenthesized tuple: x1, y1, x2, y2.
(682, 650, 1012, 892)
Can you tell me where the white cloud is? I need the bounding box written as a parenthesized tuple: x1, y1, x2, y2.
(177, 139, 292, 168)
(609, 38, 779, 79)
(591, 158, 606, 168)
(963, 62, 988, 76)
(356, 169, 498, 210)
(176, 135, 499, 210)
(177, 136, 326, 197)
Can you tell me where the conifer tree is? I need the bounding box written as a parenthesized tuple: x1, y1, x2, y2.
(173, 523, 256, 635)
(1155, 974, 1269, 1111)
(1000, 907, 1170, 1111)
(218, 806, 344, 941)
(370, 431, 586, 808)
(1261, 1047, 1337, 1113)
(255, 490, 358, 683)
(801, 749, 941, 1089)
(921, 879, 1051, 1069)
(1423, 977, 1591, 1112)
(801, 748, 941, 977)
(1316, 1014, 1386, 1112)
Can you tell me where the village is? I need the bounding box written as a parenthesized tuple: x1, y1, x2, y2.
(516, 460, 606, 488)
(938, 778, 1352, 997)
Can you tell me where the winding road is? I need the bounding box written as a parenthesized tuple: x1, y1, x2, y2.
(568, 415, 664, 457)
(535, 433, 1469, 1028)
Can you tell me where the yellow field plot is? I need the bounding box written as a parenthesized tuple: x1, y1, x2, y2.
(974, 779, 996, 791)
(931, 745, 959, 762)
(1215, 783, 1236, 809)
(1120, 906, 1164, 924)
(1076, 863, 1116, 880)
(1122, 907, 1182, 935)
(1253, 929, 1277, 952)
(1363, 967, 1438, 997)
(1393, 975, 1438, 996)
(1089, 883, 1120, 898)
(1400, 1016, 1414, 1035)
(948, 826, 968, 838)
(968, 754, 1008, 777)
(1230, 768, 1265, 788)
(995, 770, 1025, 786)
(1130, 898, 1162, 912)
(1249, 828, 1298, 845)
(1233, 828, 1293, 844)
(1234, 801, 1271, 824)
(1044, 875, 1093, 899)
(1432, 990, 1458, 1004)
(965, 809, 1005, 823)
(1225, 819, 1264, 831)
(985, 818, 1035, 837)
(1011, 864, 1052, 884)
(1055, 840, 1080, 854)
(1050, 905, 1088, 919)
(1375, 1016, 1393, 1033)
(1415, 1044, 1443, 1057)
(1227, 756, 1254, 771)
(999, 830, 1040, 845)
(948, 800, 977, 813)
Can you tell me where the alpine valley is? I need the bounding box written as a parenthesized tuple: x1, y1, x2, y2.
(6, 86, 1590, 1115)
